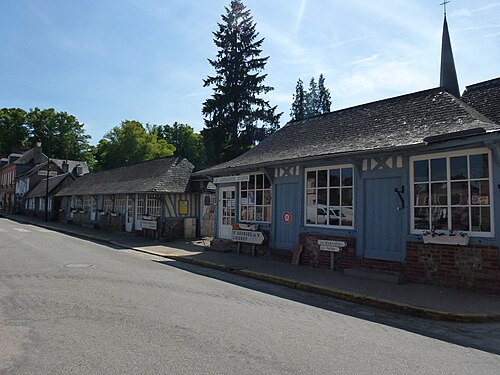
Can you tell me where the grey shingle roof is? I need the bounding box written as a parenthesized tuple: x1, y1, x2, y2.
(461, 77, 500, 125)
(57, 157, 194, 196)
(27, 173, 75, 198)
(13, 148, 47, 165)
(51, 159, 90, 175)
(197, 88, 500, 176)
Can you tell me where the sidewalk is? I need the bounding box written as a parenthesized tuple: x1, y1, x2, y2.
(2, 213, 500, 323)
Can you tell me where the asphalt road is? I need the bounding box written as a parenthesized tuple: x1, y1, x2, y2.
(1, 217, 499, 374)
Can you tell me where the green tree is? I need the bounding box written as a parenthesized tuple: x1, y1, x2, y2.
(26, 108, 93, 166)
(318, 73, 331, 114)
(305, 77, 320, 118)
(290, 74, 332, 121)
(290, 79, 305, 121)
(94, 120, 175, 171)
(202, 0, 281, 166)
(0, 108, 28, 155)
(154, 122, 205, 169)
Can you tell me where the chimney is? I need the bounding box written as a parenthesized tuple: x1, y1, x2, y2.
(62, 160, 69, 173)
(33, 142, 44, 164)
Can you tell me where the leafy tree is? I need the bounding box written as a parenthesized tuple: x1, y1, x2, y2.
(290, 74, 332, 121)
(290, 79, 305, 121)
(154, 122, 205, 169)
(318, 73, 331, 114)
(202, 0, 281, 166)
(0, 108, 28, 155)
(26, 108, 93, 164)
(94, 120, 175, 171)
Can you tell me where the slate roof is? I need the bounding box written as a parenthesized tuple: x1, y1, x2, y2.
(57, 157, 194, 196)
(52, 159, 90, 175)
(461, 77, 500, 125)
(197, 87, 500, 176)
(13, 148, 47, 165)
(27, 173, 75, 198)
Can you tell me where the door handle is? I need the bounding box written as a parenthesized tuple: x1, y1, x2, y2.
(394, 186, 405, 209)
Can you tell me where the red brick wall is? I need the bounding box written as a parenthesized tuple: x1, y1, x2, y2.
(406, 242, 500, 294)
(298, 233, 356, 270)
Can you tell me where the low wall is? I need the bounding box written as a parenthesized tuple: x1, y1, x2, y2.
(406, 242, 500, 294)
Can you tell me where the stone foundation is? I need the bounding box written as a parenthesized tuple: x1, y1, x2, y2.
(406, 242, 500, 294)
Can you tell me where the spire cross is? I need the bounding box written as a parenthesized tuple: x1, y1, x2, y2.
(440, 0, 450, 16)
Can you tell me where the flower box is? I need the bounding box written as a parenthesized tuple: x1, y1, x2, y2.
(98, 211, 107, 216)
(110, 212, 120, 217)
(422, 233, 469, 246)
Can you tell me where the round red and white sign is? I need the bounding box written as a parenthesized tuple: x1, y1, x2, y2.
(283, 211, 292, 224)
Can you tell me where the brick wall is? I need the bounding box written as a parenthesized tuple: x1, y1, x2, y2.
(298, 233, 356, 270)
(406, 242, 500, 294)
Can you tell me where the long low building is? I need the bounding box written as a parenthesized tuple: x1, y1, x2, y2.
(56, 156, 214, 239)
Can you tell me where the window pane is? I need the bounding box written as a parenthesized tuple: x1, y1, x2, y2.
(256, 190, 263, 205)
(306, 190, 316, 224)
(341, 207, 353, 226)
(451, 207, 469, 231)
(256, 174, 263, 189)
(264, 176, 271, 189)
(264, 190, 271, 205)
(240, 207, 247, 221)
(264, 206, 271, 222)
(317, 189, 327, 206)
(342, 168, 353, 186)
(329, 188, 340, 206)
(329, 169, 340, 187)
(307, 171, 316, 188)
(241, 181, 247, 190)
(450, 156, 467, 180)
(451, 182, 469, 205)
(318, 170, 327, 187)
(413, 160, 429, 182)
(249, 175, 255, 189)
(328, 207, 340, 226)
(431, 158, 447, 181)
(247, 207, 255, 221)
(255, 206, 263, 221)
(471, 207, 490, 232)
(342, 188, 353, 206)
(414, 184, 429, 206)
(414, 207, 429, 230)
(470, 154, 489, 178)
(431, 207, 448, 230)
(317, 206, 327, 225)
(431, 183, 447, 205)
(471, 180, 490, 205)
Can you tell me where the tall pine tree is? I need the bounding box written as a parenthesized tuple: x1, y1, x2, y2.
(202, 0, 281, 165)
(290, 74, 332, 121)
(318, 73, 331, 114)
(290, 79, 305, 121)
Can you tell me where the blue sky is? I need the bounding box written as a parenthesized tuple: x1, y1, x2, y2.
(1, 0, 499, 145)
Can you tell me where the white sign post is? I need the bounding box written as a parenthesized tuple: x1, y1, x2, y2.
(318, 239, 347, 271)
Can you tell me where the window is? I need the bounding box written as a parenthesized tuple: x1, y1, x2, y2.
(103, 195, 113, 212)
(136, 194, 145, 221)
(146, 194, 161, 216)
(305, 166, 354, 228)
(240, 173, 271, 222)
(115, 194, 126, 214)
(411, 148, 493, 236)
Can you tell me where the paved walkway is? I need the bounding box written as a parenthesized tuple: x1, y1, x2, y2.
(2, 213, 500, 322)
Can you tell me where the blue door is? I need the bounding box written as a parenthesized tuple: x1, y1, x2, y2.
(274, 182, 301, 249)
(364, 177, 404, 261)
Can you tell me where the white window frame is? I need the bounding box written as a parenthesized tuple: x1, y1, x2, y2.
(410, 147, 494, 237)
(239, 172, 272, 223)
(115, 194, 126, 214)
(103, 195, 113, 212)
(146, 194, 161, 217)
(304, 164, 355, 229)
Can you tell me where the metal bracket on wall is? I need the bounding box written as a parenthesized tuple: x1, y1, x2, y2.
(395, 186, 405, 209)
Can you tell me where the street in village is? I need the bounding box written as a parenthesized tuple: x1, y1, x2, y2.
(1, 216, 499, 374)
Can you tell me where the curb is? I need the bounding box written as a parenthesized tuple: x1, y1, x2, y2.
(3, 214, 500, 323)
(134, 250, 500, 323)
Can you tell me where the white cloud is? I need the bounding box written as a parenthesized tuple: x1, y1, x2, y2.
(350, 54, 381, 66)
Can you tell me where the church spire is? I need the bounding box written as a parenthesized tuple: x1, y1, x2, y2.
(440, 14, 460, 97)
